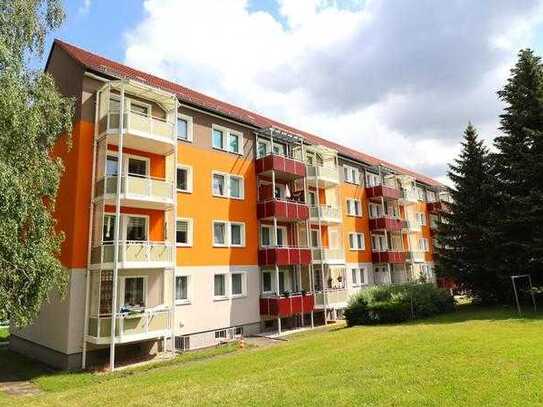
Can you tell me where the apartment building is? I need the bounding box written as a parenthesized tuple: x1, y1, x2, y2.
(9, 40, 450, 370)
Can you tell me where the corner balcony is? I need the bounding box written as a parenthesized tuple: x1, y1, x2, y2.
(255, 154, 306, 180)
(306, 165, 340, 188)
(311, 248, 345, 265)
(258, 246, 312, 266)
(365, 185, 400, 201)
(371, 250, 406, 264)
(257, 199, 309, 222)
(86, 308, 171, 345)
(399, 188, 418, 205)
(259, 293, 315, 317)
(95, 175, 175, 210)
(369, 217, 405, 232)
(403, 220, 422, 233)
(314, 289, 349, 309)
(90, 241, 174, 269)
(309, 205, 342, 224)
(406, 251, 426, 263)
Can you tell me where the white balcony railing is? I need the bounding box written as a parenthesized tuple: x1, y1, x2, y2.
(91, 241, 174, 268)
(108, 111, 175, 142)
(306, 165, 340, 184)
(87, 308, 171, 344)
(311, 248, 345, 263)
(314, 288, 349, 307)
(310, 205, 341, 222)
(96, 175, 175, 205)
(400, 188, 418, 203)
(407, 251, 426, 262)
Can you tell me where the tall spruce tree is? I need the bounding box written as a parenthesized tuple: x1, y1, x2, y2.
(494, 49, 543, 280)
(436, 124, 500, 301)
(0, 0, 73, 326)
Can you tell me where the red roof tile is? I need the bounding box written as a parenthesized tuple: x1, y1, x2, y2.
(52, 39, 442, 187)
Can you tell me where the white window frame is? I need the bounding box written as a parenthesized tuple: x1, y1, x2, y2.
(371, 234, 387, 252)
(365, 172, 380, 187)
(346, 198, 362, 217)
(107, 151, 151, 178)
(260, 224, 287, 247)
(416, 212, 427, 226)
(119, 275, 148, 310)
(368, 203, 383, 219)
(112, 213, 149, 241)
(262, 270, 274, 294)
(418, 238, 429, 252)
(343, 165, 360, 184)
(212, 124, 243, 155)
(416, 187, 425, 201)
(177, 113, 194, 142)
(351, 267, 368, 287)
(212, 171, 245, 200)
(213, 273, 228, 300)
(174, 272, 191, 305)
(176, 217, 193, 247)
(230, 271, 247, 298)
(129, 99, 152, 118)
(176, 165, 193, 193)
(348, 232, 365, 250)
(213, 220, 246, 248)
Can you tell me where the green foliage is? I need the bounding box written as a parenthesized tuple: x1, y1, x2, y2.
(344, 283, 455, 326)
(435, 124, 500, 302)
(0, 0, 73, 326)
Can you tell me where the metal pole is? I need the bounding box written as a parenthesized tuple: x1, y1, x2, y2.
(512, 276, 521, 316)
(528, 275, 537, 312)
(110, 83, 126, 371)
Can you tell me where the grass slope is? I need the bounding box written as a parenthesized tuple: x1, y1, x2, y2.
(3, 305, 543, 406)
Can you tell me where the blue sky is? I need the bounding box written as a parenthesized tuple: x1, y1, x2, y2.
(40, 0, 543, 183)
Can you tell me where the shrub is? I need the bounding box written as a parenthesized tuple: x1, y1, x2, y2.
(345, 283, 455, 326)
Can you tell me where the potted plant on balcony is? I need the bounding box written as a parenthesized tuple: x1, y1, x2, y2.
(300, 289, 307, 297)
(282, 290, 291, 298)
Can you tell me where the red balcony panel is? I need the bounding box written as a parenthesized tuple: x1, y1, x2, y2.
(257, 200, 309, 221)
(260, 294, 315, 317)
(427, 201, 449, 213)
(372, 251, 406, 264)
(369, 217, 405, 231)
(255, 154, 306, 178)
(366, 185, 401, 200)
(258, 247, 312, 266)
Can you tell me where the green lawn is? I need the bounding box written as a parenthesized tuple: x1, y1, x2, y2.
(2, 305, 543, 406)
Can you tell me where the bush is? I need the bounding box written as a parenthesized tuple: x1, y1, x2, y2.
(344, 283, 455, 326)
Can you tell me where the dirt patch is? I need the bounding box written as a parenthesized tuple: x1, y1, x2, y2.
(0, 380, 42, 396)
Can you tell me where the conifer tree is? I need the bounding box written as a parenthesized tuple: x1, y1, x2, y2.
(494, 49, 543, 279)
(436, 124, 500, 301)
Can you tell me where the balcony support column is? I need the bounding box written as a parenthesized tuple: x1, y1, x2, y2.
(109, 83, 126, 372)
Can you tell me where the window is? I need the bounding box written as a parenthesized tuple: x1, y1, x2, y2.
(130, 102, 149, 116)
(371, 234, 387, 251)
(213, 221, 227, 246)
(231, 273, 244, 296)
(176, 219, 192, 246)
(126, 216, 147, 241)
(430, 214, 439, 229)
(346, 199, 362, 216)
(106, 155, 118, 176)
(349, 233, 365, 250)
(123, 277, 145, 308)
(215, 329, 227, 339)
(351, 268, 367, 287)
(427, 190, 436, 203)
(260, 225, 285, 247)
(366, 173, 380, 187)
(416, 212, 427, 226)
(214, 221, 246, 247)
(418, 238, 429, 252)
(212, 125, 243, 155)
(175, 275, 189, 304)
(213, 173, 225, 196)
(230, 223, 245, 246)
(177, 166, 192, 193)
(310, 229, 319, 248)
(262, 271, 272, 292)
(212, 172, 244, 199)
(261, 226, 271, 247)
(175, 336, 190, 351)
(308, 191, 316, 206)
(369, 203, 383, 219)
(128, 157, 148, 177)
(229, 132, 242, 154)
(102, 214, 116, 242)
(343, 165, 360, 184)
(212, 127, 224, 149)
(272, 142, 286, 156)
(257, 140, 269, 158)
(416, 187, 425, 201)
(177, 114, 193, 142)
(214, 274, 226, 297)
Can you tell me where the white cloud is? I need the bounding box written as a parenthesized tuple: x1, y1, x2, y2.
(123, 0, 543, 181)
(78, 0, 91, 15)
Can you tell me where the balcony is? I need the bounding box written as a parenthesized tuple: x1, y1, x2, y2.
(365, 185, 400, 200)
(427, 201, 449, 213)
(372, 250, 406, 264)
(257, 199, 309, 222)
(314, 289, 349, 308)
(369, 217, 405, 232)
(259, 294, 315, 317)
(258, 246, 312, 266)
(86, 308, 171, 345)
(406, 251, 426, 263)
(95, 175, 175, 210)
(310, 205, 342, 224)
(403, 220, 422, 233)
(306, 165, 340, 188)
(255, 154, 306, 180)
(90, 241, 174, 269)
(311, 248, 345, 265)
(399, 188, 418, 205)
